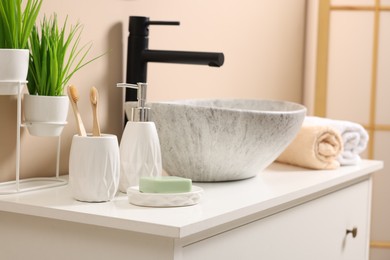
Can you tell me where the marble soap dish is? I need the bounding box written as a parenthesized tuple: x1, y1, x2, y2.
(127, 186, 204, 207)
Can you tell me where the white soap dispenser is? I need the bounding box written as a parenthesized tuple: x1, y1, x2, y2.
(117, 83, 162, 193)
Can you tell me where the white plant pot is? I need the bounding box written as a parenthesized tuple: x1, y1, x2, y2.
(0, 49, 29, 81)
(23, 94, 69, 137)
(69, 134, 120, 202)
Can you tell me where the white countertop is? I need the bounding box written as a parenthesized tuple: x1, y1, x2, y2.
(0, 160, 383, 239)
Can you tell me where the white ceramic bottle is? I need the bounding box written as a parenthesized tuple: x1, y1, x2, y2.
(117, 83, 162, 193)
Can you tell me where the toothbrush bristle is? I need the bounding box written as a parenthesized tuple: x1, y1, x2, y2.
(90, 86, 98, 105)
(68, 85, 79, 103)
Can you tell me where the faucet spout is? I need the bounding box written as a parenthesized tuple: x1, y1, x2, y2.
(143, 50, 224, 67)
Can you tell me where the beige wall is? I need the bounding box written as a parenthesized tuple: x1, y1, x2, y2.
(0, 0, 306, 181)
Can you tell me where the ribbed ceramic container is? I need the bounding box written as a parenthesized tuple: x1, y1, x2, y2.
(69, 134, 120, 202)
(119, 121, 162, 193)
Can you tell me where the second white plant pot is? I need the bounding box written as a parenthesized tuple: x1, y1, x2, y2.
(23, 94, 69, 136)
(69, 134, 120, 202)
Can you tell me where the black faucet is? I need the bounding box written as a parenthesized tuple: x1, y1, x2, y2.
(125, 16, 225, 104)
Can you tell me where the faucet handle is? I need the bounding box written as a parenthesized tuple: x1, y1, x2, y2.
(148, 20, 180, 26)
(129, 16, 180, 36)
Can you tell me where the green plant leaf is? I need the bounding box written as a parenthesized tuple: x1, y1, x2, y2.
(0, 0, 42, 49)
(27, 14, 105, 96)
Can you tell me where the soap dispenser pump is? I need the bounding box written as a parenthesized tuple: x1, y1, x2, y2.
(117, 82, 162, 193)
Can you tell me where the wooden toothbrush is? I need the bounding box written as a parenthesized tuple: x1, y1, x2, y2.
(90, 86, 101, 137)
(67, 85, 87, 136)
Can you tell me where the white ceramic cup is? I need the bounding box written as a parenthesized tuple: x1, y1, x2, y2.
(69, 134, 120, 202)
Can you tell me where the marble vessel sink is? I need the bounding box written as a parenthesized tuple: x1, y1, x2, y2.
(148, 99, 306, 182)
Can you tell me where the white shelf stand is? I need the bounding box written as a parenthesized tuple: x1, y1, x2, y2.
(0, 80, 67, 194)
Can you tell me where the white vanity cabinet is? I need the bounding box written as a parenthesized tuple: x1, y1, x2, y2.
(0, 160, 382, 260)
(183, 180, 370, 260)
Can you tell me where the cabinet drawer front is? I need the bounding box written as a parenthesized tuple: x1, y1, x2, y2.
(183, 180, 371, 260)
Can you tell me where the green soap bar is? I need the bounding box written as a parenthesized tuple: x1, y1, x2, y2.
(139, 176, 192, 193)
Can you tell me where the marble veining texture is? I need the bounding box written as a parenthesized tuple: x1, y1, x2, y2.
(150, 99, 306, 182)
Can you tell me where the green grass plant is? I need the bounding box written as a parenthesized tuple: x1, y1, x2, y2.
(28, 15, 104, 96)
(0, 0, 42, 49)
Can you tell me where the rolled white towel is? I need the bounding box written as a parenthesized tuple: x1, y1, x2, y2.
(304, 116, 369, 165)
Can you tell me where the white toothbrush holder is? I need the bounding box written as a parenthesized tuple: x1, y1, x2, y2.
(69, 134, 120, 202)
